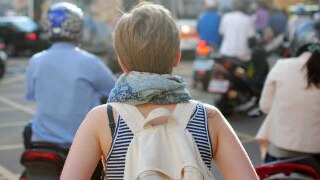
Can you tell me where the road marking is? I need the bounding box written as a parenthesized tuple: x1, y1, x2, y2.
(0, 107, 16, 113)
(2, 93, 24, 99)
(0, 164, 17, 180)
(0, 121, 27, 128)
(0, 144, 23, 151)
(236, 131, 256, 144)
(0, 75, 24, 85)
(0, 96, 34, 115)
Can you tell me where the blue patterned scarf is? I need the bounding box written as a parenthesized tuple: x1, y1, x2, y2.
(108, 71, 191, 105)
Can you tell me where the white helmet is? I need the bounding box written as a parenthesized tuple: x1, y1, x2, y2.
(291, 21, 320, 55)
(44, 2, 84, 41)
(205, 0, 218, 8)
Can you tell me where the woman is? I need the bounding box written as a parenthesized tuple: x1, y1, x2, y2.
(256, 21, 320, 163)
(61, 3, 258, 179)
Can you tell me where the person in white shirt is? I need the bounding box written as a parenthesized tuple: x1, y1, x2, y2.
(219, 1, 255, 62)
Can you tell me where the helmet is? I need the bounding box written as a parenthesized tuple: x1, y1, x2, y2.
(205, 0, 218, 9)
(291, 21, 320, 55)
(291, 3, 308, 15)
(232, 0, 248, 12)
(44, 2, 84, 41)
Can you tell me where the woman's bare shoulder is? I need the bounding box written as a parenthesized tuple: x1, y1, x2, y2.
(201, 103, 231, 133)
(202, 103, 225, 121)
(82, 105, 109, 129)
(88, 105, 108, 118)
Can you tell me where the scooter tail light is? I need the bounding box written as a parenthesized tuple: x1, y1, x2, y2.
(25, 33, 37, 41)
(0, 43, 5, 49)
(22, 151, 59, 162)
(198, 70, 206, 77)
(197, 40, 210, 55)
(223, 61, 233, 69)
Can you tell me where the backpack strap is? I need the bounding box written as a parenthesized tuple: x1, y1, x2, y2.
(108, 101, 199, 134)
(108, 102, 145, 134)
(172, 100, 199, 128)
(106, 105, 115, 136)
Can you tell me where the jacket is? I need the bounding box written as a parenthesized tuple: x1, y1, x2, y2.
(256, 52, 320, 154)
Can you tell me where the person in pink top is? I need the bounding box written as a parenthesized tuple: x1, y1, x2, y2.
(256, 21, 320, 163)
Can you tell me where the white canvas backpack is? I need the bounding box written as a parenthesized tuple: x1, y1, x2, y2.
(108, 100, 215, 180)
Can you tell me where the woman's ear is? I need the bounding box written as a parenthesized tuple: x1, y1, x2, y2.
(173, 50, 181, 67)
(117, 57, 129, 73)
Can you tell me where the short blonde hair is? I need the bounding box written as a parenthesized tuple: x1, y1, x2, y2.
(113, 2, 180, 74)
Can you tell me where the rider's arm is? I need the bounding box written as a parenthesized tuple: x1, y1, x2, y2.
(88, 57, 116, 96)
(205, 104, 259, 180)
(259, 62, 279, 113)
(61, 105, 111, 179)
(247, 17, 255, 39)
(219, 15, 226, 36)
(25, 57, 38, 101)
(247, 18, 256, 48)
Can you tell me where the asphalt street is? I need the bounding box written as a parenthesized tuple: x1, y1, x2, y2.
(0, 57, 265, 180)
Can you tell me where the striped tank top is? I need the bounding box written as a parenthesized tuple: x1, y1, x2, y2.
(105, 103, 213, 180)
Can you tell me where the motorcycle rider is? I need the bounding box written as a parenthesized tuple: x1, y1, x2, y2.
(256, 20, 320, 164)
(219, 0, 255, 63)
(24, 2, 116, 147)
(252, 0, 270, 36)
(197, 0, 221, 54)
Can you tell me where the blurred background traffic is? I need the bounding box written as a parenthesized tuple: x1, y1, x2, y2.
(0, 0, 320, 179)
(0, 0, 319, 76)
(0, 0, 318, 56)
(1, 0, 319, 114)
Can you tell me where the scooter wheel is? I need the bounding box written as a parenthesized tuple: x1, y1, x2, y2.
(216, 95, 234, 117)
(0, 60, 5, 79)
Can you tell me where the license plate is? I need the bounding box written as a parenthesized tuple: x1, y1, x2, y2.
(208, 79, 230, 93)
(193, 59, 214, 71)
(0, 51, 7, 61)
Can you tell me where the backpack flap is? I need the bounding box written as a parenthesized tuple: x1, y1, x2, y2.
(108, 102, 145, 134)
(143, 107, 176, 128)
(125, 123, 212, 179)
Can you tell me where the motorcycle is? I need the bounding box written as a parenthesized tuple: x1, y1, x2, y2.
(0, 37, 8, 79)
(207, 56, 256, 116)
(20, 97, 108, 180)
(192, 40, 214, 91)
(20, 142, 70, 180)
(20, 142, 104, 180)
(256, 156, 320, 180)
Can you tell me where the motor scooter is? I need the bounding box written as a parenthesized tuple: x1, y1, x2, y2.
(20, 142, 70, 180)
(207, 56, 256, 116)
(0, 37, 8, 79)
(20, 96, 108, 180)
(192, 40, 214, 91)
(20, 141, 104, 180)
(256, 156, 320, 180)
